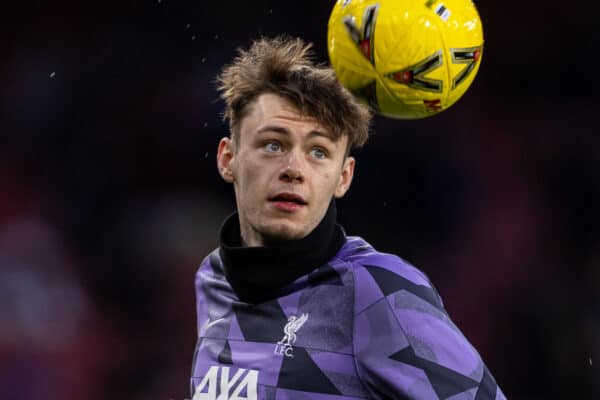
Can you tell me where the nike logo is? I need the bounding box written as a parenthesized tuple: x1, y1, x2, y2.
(204, 317, 225, 331)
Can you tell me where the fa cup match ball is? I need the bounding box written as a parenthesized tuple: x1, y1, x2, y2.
(328, 0, 484, 119)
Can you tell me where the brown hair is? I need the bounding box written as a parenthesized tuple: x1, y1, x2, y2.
(216, 36, 371, 152)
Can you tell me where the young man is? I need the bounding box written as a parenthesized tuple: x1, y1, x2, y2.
(191, 36, 506, 400)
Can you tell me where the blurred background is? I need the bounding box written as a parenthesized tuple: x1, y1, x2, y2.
(1, 0, 599, 399)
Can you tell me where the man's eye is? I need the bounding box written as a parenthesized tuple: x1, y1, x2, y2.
(265, 142, 281, 152)
(310, 148, 328, 159)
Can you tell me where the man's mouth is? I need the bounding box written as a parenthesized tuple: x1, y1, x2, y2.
(269, 193, 307, 205)
(268, 192, 308, 211)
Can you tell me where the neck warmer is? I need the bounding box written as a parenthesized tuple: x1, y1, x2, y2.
(219, 201, 345, 303)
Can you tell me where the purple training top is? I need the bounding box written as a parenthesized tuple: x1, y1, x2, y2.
(191, 236, 506, 399)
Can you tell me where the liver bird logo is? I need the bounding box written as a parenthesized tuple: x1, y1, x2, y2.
(277, 313, 309, 346)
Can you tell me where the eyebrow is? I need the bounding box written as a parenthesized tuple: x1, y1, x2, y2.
(256, 125, 335, 141)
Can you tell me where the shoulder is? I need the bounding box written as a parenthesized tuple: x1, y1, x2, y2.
(338, 236, 444, 315)
(343, 238, 504, 400)
(195, 248, 226, 283)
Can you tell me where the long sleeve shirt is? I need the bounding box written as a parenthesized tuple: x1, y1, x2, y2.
(191, 220, 506, 400)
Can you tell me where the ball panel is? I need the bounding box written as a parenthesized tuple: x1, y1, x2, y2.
(436, 0, 484, 111)
(327, 0, 380, 92)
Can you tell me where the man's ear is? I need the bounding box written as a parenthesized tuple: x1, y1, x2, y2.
(217, 137, 235, 183)
(334, 156, 355, 198)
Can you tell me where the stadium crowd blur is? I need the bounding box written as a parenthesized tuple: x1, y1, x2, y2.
(1, 1, 598, 399)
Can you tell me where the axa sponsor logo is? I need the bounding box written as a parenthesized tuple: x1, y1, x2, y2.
(274, 313, 308, 358)
(192, 366, 258, 400)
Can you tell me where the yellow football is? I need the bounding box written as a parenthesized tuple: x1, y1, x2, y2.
(328, 0, 484, 119)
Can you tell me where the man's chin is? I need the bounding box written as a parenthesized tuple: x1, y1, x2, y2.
(259, 222, 309, 244)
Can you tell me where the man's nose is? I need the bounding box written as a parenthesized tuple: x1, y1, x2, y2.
(279, 150, 305, 183)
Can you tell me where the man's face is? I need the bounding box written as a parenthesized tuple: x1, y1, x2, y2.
(217, 93, 355, 246)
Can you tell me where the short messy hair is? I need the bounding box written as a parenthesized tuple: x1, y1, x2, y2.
(216, 36, 371, 152)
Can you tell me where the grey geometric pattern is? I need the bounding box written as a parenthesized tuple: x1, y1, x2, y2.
(390, 346, 480, 399)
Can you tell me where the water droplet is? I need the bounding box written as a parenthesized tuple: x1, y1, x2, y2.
(49, 72, 56, 78)
(214, 34, 219, 40)
(203, 123, 208, 128)
(186, 23, 191, 29)
(157, 0, 162, 3)
(191, 35, 196, 41)
(383, 201, 387, 207)
(201, 57, 206, 63)
(590, 357, 593, 366)
(268, 9, 273, 14)
(204, 152, 209, 158)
